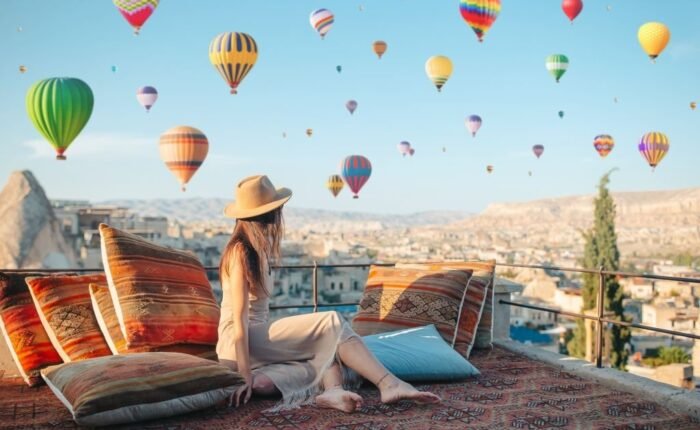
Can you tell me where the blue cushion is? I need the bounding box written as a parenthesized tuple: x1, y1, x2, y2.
(362, 324, 480, 382)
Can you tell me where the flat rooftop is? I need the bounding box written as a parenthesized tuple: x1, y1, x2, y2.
(1, 346, 698, 429)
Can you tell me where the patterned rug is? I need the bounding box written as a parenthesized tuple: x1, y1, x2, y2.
(1, 346, 698, 429)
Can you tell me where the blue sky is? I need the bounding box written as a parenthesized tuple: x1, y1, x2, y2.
(1, 1, 699, 214)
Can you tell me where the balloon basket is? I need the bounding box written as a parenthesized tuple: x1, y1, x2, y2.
(56, 155, 67, 161)
(230, 88, 238, 95)
(353, 195, 358, 199)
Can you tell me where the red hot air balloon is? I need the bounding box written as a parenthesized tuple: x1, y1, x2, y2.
(562, 0, 583, 23)
(340, 155, 372, 199)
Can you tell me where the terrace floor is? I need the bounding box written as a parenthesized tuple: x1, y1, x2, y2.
(1, 346, 698, 430)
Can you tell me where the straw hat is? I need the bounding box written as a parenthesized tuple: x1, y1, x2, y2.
(224, 175, 292, 219)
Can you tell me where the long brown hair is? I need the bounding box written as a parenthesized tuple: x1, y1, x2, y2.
(219, 207, 284, 296)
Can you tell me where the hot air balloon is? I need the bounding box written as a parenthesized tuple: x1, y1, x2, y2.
(532, 144, 545, 159)
(341, 155, 371, 199)
(613, 97, 618, 103)
(638, 132, 669, 170)
(359, 5, 364, 12)
(638, 22, 670, 62)
(593, 134, 614, 158)
(327, 174, 344, 198)
(306, 128, 313, 137)
(562, 0, 583, 23)
(310, 9, 334, 39)
(558, 110, 565, 119)
(373, 41, 387, 59)
(459, 0, 501, 43)
(111, 65, 118, 73)
(282, 132, 287, 138)
(113, 0, 158, 35)
(442, 147, 447, 152)
(209, 32, 258, 95)
(26, 78, 94, 160)
(528, 171, 532, 177)
(336, 65, 342, 73)
(409, 148, 415, 156)
(136, 86, 158, 112)
(398, 141, 411, 157)
(159, 126, 209, 191)
(425, 56, 453, 92)
(691, 102, 697, 110)
(546, 54, 569, 83)
(486, 165, 494, 174)
(466, 115, 482, 137)
(19, 65, 26, 73)
(17, 26, 22, 32)
(346, 100, 358, 115)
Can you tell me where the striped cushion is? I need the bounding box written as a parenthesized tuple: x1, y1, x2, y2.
(351, 266, 474, 357)
(26, 274, 112, 362)
(89, 283, 217, 360)
(0, 272, 65, 386)
(41, 352, 243, 426)
(99, 224, 220, 349)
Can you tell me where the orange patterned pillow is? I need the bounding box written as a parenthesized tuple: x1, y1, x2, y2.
(0, 272, 64, 386)
(99, 224, 220, 349)
(352, 266, 474, 357)
(26, 273, 112, 362)
(89, 283, 217, 360)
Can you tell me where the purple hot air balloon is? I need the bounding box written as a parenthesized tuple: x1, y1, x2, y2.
(340, 155, 371, 198)
(532, 144, 545, 159)
(466, 114, 482, 137)
(397, 141, 411, 157)
(136, 86, 158, 112)
(346, 100, 358, 115)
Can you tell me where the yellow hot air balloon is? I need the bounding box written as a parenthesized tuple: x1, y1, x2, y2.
(373, 40, 387, 59)
(306, 128, 313, 137)
(638, 22, 670, 62)
(159, 126, 209, 191)
(209, 32, 258, 94)
(425, 56, 453, 92)
(326, 174, 344, 197)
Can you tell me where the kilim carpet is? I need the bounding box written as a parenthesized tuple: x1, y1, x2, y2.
(1, 346, 698, 429)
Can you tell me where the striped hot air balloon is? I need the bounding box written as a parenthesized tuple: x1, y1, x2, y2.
(459, 0, 501, 43)
(136, 86, 158, 112)
(466, 115, 482, 137)
(159, 126, 209, 191)
(340, 155, 372, 199)
(373, 41, 387, 59)
(593, 134, 615, 158)
(326, 174, 344, 198)
(425, 55, 453, 92)
(532, 144, 545, 159)
(638, 132, 669, 170)
(546, 54, 569, 83)
(113, 0, 158, 35)
(209, 32, 258, 95)
(310, 9, 334, 39)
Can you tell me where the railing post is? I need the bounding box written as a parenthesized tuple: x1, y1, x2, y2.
(312, 261, 318, 313)
(596, 265, 605, 368)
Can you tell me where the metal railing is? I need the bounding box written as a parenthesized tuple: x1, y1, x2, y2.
(6, 261, 700, 369)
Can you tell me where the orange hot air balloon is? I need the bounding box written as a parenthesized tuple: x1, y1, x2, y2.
(373, 40, 387, 59)
(159, 126, 209, 191)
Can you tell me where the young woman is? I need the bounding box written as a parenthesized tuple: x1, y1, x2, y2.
(217, 175, 440, 413)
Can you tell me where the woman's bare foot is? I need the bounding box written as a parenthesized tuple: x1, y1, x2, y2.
(379, 377, 441, 405)
(316, 387, 363, 413)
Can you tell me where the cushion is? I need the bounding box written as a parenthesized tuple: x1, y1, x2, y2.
(41, 352, 243, 426)
(99, 223, 220, 349)
(89, 283, 217, 360)
(363, 324, 480, 381)
(26, 274, 112, 362)
(0, 271, 64, 386)
(351, 265, 474, 356)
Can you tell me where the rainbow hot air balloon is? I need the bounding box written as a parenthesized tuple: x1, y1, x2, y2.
(466, 115, 482, 137)
(532, 145, 545, 159)
(373, 41, 387, 59)
(638, 22, 670, 62)
(486, 165, 494, 174)
(341, 155, 372, 199)
(558, 110, 565, 119)
(26, 77, 94, 160)
(310, 9, 334, 39)
(136, 86, 158, 112)
(326, 174, 344, 198)
(593, 134, 614, 158)
(691, 102, 697, 111)
(159, 126, 209, 191)
(113, 0, 158, 35)
(397, 141, 411, 157)
(346, 100, 358, 115)
(425, 56, 453, 92)
(562, 0, 583, 23)
(546, 54, 569, 83)
(459, 0, 501, 43)
(209, 32, 258, 95)
(638, 132, 669, 170)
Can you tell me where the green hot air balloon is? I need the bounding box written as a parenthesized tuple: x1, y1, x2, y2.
(545, 54, 569, 83)
(26, 78, 94, 160)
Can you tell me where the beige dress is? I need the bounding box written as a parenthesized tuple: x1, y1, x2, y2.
(217, 269, 358, 410)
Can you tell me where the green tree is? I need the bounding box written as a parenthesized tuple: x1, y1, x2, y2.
(567, 171, 631, 369)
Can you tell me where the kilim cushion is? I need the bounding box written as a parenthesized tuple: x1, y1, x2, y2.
(41, 352, 244, 426)
(0, 271, 65, 386)
(26, 274, 112, 362)
(89, 283, 217, 360)
(99, 224, 220, 349)
(351, 266, 474, 357)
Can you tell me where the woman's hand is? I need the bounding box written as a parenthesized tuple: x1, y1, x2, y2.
(229, 378, 253, 407)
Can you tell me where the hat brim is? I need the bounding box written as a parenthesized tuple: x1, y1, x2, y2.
(223, 188, 292, 219)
